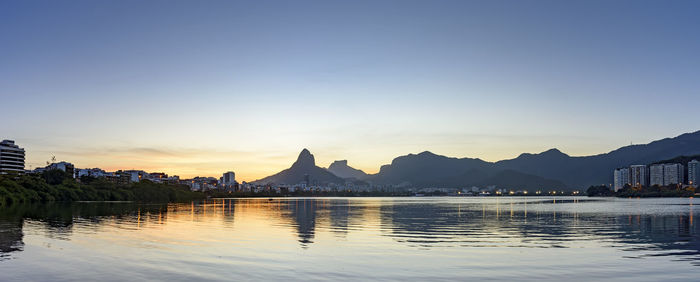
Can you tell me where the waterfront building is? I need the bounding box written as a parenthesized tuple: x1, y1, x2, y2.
(689, 160, 700, 187)
(613, 167, 630, 191)
(45, 161, 75, 177)
(0, 140, 25, 174)
(629, 165, 648, 187)
(663, 163, 684, 186)
(76, 168, 111, 178)
(649, 164, 665, 186)
(119, 170, 147, 182)
(223, 171, 236, 185)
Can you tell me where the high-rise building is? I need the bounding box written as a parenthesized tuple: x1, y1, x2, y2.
(649, 164, 665, 186)
(613, 167, 630, 191)
(663, 163, 684, 186)
(222, 171, 236, 186)
(629, 165, 648, 187)
(689, 160, 700, 187)
(0, 140, 25, 174)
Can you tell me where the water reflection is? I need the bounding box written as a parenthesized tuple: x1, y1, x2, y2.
(1, 197, 700, 269)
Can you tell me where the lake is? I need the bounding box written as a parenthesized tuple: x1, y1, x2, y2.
(1, 197, 700, 281)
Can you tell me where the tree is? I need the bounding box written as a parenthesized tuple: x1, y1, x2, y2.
(586, 185, 613, 197)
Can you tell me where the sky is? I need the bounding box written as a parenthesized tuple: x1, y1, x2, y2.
(1, 0, 699, 181)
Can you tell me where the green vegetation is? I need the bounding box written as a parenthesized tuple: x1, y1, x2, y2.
(586, 185, 614, 197)
(0, 171, 205, 206)
(586, 184, 695, 198)
(615, 184, 695, 198)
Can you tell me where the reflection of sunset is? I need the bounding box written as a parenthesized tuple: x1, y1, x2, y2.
(3, 198, 700, 280)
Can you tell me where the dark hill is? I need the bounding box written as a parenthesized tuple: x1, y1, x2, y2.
(327, 160, 368, 180)
(253, 149, 345, 185)
(495, 130, 700, 188)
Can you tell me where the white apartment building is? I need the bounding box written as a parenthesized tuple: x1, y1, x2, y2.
(689, 160, 700, 187)
(649, 164, 665, 186)
(0, 140, 25, 174)
(663, 163, 684, 186)
(613, 167, 630, 191)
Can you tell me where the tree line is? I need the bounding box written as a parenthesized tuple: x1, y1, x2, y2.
(0, 170, 205, 206)
(586, 184, 696, 197)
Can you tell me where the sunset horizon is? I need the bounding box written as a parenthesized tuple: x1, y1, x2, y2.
(3, 1, 700, 281)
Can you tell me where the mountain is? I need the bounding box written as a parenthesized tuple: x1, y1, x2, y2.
(495, 130, 700, 188)
(252, 130, 700, 190)
(366, 151, 565, 189)
(327, 160, 368, 180)
(253, 149, 345, 185)
(367, 151, 490, 186)
(653, 155, 700, 166)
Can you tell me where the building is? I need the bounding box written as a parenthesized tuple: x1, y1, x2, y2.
(663, 163, 684, 186)
(0, 140, 25, 174)
(613, 167, 630, 191)
(222, 171, 236, 185)
(689, 160, 700, 187)
(629, 165, 648, 187)
(76, 168, 111, 178)
(649, 164, 665, 186)
(118, 170, 147, 182)
(45, 161, 75, 177)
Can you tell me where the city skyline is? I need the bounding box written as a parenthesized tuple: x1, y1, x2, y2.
(4, 129, 700, 183)
(2, 0, 700, 181)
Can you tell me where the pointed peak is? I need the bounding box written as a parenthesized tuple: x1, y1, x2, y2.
(293, 148, 315, 167)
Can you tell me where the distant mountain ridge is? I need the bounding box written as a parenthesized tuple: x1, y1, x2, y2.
(365, 151, 566, 189)
(253, 130, 700, 190)
(494, 130, 700, 188)
(327, 160, 368, 180)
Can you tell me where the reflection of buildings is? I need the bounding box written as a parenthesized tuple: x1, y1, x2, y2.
(3, 199, 700, 266)
(328, 199, 350, 236)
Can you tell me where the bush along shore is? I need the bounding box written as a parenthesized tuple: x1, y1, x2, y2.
(0, 170, 206, 206)
(586, 184, 696, 197)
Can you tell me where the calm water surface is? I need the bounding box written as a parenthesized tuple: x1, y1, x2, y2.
(1, 197, 700, 281)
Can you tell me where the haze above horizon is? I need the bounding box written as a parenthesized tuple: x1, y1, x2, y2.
(2, 0, 699, 181)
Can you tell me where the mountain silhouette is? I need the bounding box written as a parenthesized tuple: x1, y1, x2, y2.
(253, 149, 345, 185)
(327, 160, 368, 180)
(253, 130, 700, 190)
(495, 130, 700, 188)
(366, 151, 564, 189)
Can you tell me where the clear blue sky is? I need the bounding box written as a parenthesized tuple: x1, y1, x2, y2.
(2, 0, 699, 180)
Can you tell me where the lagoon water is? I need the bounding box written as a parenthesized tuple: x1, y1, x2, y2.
(1, 197, 700, 281)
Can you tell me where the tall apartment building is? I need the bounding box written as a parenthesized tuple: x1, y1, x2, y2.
(629, 165, 648, 187)
(222, 171, 236, 185)
(689, 160, 700, 187)
(663, 163, 684, 186)
(649, 164, 665, 186)
(613, 167, 630, 191)
(0, 140, 25, 174)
